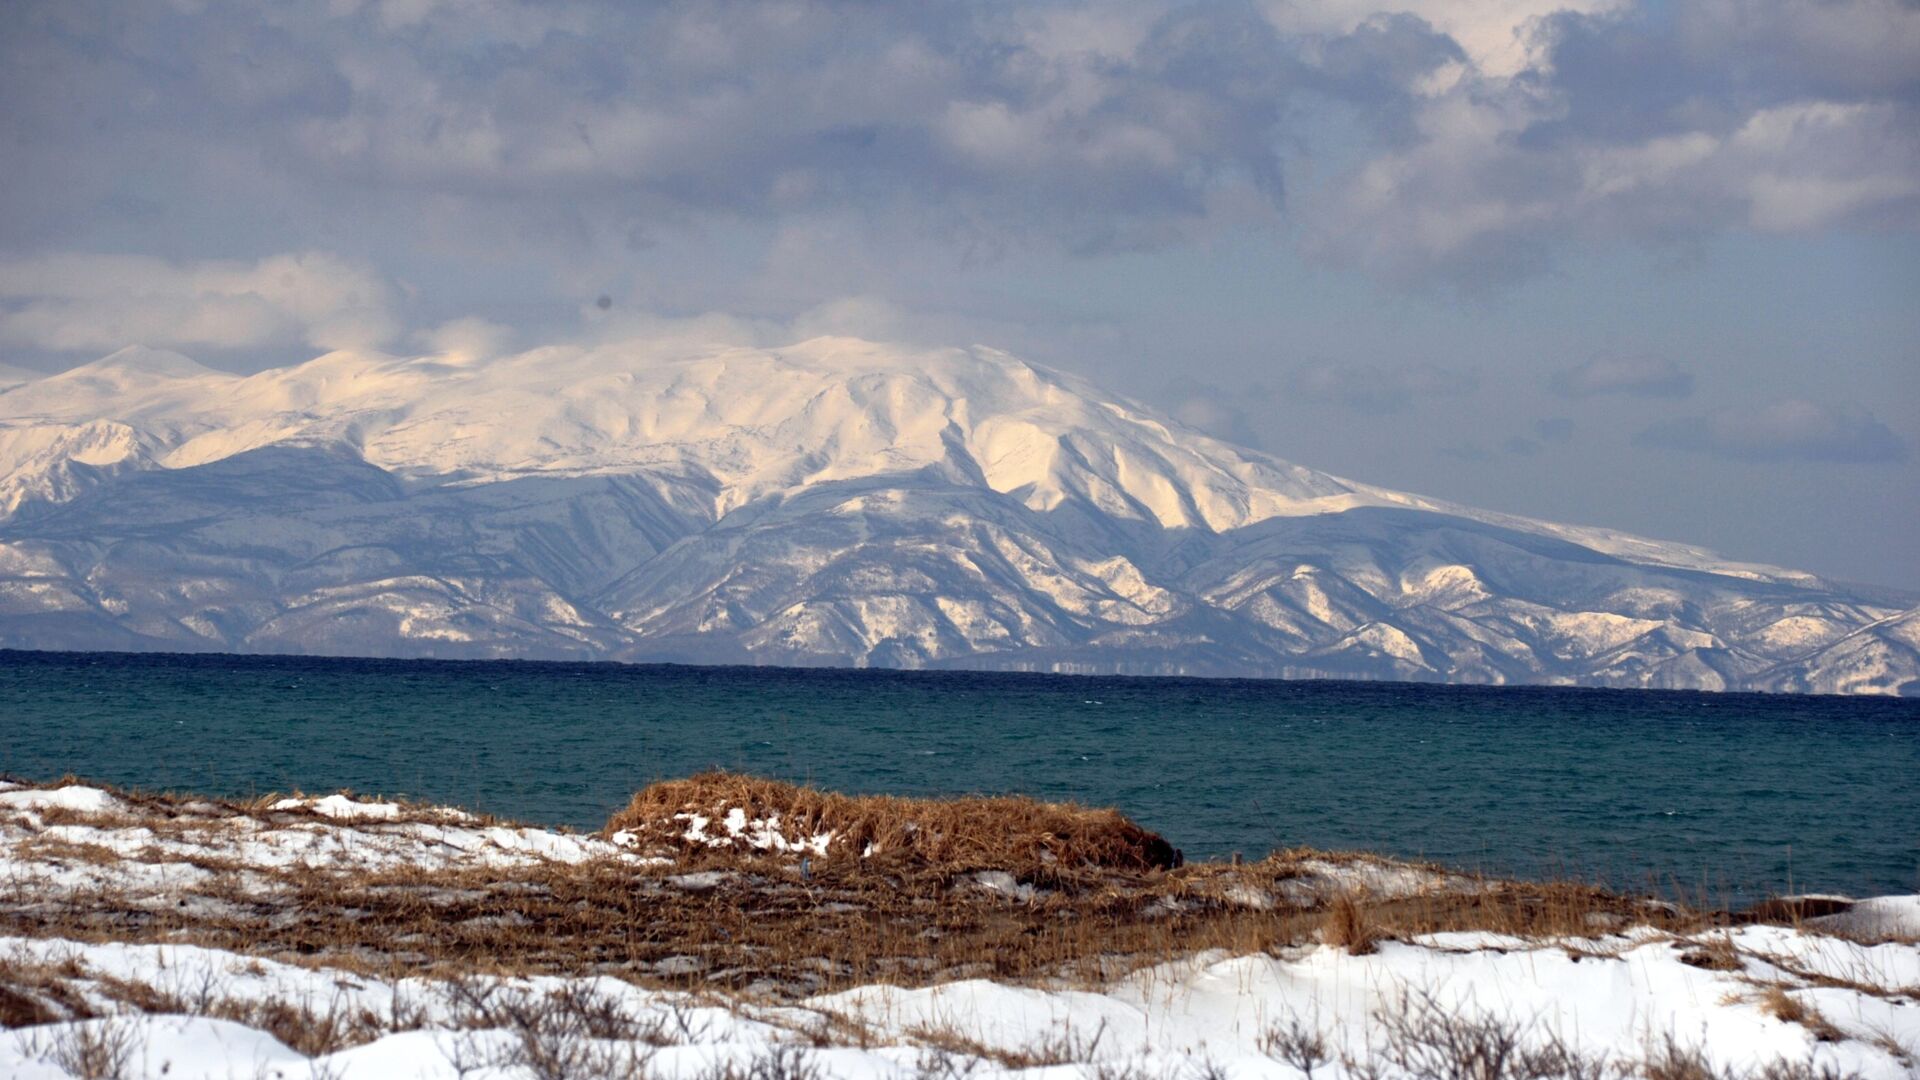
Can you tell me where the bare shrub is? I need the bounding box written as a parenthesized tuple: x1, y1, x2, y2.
(1751, 1064, 1869, 1080)
(912, 1041, 985, 1079)
(1639, 1034, 1737, 1080)
(431, 978, 664, 1079)
(744, 1044, 822, 1080)
(690, 1043, 822, 1080)
(438, 1029, 499, 1079)
(1262, 1011, 1332, 1077)
(1007, 1018, 1109, 1068)
(16, 1019, 141, 1080)
(1360, 987, 1614, 1080)
(1173, 1055, 1233, 1080)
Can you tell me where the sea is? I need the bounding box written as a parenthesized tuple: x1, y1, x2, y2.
(2, 649, 1914, 899)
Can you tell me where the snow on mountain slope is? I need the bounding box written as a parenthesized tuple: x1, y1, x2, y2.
(0, 339, 1382, 525)
(1752, 607, 1920, 696)
(0, 362, 40, 391)
(0, 338, 1909, 692)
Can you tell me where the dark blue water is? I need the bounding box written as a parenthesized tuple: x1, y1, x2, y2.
(1, 650, 1914, 897)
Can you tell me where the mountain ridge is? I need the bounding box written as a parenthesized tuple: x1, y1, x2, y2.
(0, 338, 1913, 694)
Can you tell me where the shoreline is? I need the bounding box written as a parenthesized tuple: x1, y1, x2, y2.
(2, 773, 1917, 1078)
(11, 644, 1918, 701)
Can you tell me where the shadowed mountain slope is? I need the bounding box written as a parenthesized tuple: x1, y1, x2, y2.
(1, 339, 1912, 693)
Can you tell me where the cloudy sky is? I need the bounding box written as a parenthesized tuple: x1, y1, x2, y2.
(2, 0, 1915, 588)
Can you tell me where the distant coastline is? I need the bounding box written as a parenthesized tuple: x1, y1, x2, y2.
(4, 643, 1914, 698)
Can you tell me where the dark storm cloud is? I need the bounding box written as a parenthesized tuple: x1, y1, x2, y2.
(1634, 400, 1909, 463)
(1301, 13, 1467, 144)
(1299, 0, 1920, 283)
(1, 0, 1916, 321)
(0, 0, 1317, 262)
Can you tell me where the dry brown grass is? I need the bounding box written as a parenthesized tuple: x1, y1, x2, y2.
(0, 853, 1691, 1006)
(1322, 891, 1380, 955)
(4, 773, 1898, 1080)
(1734, 943, 1920, 1002)
(0, 947, 98, 1026)
(0, 983, 59, 1028)
(1756, 987, 1845, 1042)
(1678, 935, 1744, 973)
(606, 771, 1181, 876)
(0, 772, 1833, 1007)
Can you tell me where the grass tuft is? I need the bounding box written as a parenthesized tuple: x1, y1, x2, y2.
(605, 770, 1181, 876)
(1756, 987, 1845, 1043)
(1322, 891, 1382, 955)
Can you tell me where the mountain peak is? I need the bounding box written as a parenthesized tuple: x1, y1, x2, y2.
(74, 346, 216, 381)
(0, 336, 1910, 693)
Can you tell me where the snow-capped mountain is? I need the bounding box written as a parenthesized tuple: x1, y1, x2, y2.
(0, 339, 1914, 694)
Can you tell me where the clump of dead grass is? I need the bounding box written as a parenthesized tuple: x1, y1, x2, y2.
(1322, 891, 1381, 955)
(0, 947, 98, 1025)
(1678, 935, 1744, 973)
(605, 771, 1181, 876)
(1755, 987, 1845, 1043)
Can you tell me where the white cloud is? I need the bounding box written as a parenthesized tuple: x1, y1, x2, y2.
(1291, 361, 1480, 413)
(1551, 354, 1693, 398)
(1729, 102, 1920, 232)
(417, 316, 512, 362)
(1635, 400, 1909, 463)
(270, 2, 1296, 258)
(1161, 380, 1270, 448)
(4, 0, 1916, 295)
(0, 252, 399, 354)
(1262, 0, 1630, 75)
(1298, 1, 1920, 282)
(1684, 0, 1920, 96)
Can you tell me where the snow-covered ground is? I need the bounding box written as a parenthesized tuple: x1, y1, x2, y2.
(0, 780, 1466, 917)
(3, 924, 1917, 1078)
(0, 779, 647, 881)
(2, 781, 1917, 1078)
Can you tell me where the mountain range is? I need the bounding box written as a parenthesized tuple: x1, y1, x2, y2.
(1, 339, 1914, 694)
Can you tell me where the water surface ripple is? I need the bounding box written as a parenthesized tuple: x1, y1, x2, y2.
(2, 650, 1914, 898)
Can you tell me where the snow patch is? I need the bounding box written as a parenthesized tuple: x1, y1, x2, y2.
(0, 786, 121, 814)
(673, 808, 833, 856)
(9, 915, 1915, 1078)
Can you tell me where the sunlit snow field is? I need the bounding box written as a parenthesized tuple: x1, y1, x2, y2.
(3, 650, 1915, 899)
